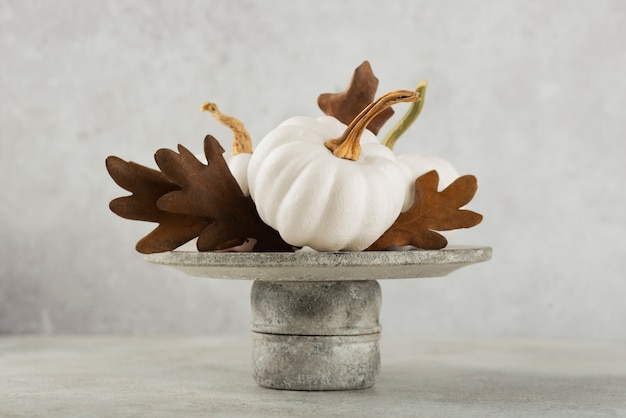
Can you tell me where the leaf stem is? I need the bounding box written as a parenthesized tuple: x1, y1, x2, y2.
(325, 90, 419, 161)
(381, 80, 428, 150)
(201, 102, 253, 155)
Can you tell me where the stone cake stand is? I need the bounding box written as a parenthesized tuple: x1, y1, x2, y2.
(145, 246, 491, 391)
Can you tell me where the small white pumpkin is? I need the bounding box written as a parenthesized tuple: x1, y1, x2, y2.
(225, 152, 252, 196)
(248, 90, 419, 251)
(397, 154, 459, 211)
(381, 81, 459, 211)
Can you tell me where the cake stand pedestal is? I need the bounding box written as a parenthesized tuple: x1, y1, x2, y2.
(145, 246, 491, 391)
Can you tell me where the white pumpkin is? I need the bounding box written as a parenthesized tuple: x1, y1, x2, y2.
(248, 90, 419, 252)
(397, 154, 459, 211)
(226, 152, 252, 195)
(379, 81, 459, 211)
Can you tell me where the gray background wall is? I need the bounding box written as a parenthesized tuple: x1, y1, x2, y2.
(1, 1, 625, 338)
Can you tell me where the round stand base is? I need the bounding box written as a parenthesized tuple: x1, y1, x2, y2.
(251, 280, 381, 391)
(252, 333, 380, 391)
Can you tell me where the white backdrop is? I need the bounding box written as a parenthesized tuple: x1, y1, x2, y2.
(1, 1, 625, 338)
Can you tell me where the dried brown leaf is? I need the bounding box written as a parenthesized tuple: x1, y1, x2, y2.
(367, 171, 483, 250)
(155, 135, 293, 252)
(318, 60, 394, 135)
(105, 157, 211, 253)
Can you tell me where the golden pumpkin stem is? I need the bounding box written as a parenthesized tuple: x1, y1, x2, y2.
(325, 90, 420, 161)
(382, 80, 428, 150)
(201, 102, 253, 155)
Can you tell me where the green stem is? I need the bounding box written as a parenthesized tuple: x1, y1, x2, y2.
(381, 80, 428, 150)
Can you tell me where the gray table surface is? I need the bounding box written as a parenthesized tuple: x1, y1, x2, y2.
(1, 336, 624, 417)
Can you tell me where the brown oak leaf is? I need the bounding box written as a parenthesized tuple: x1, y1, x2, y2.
(367, 171, 483, 250)
(106, 157, 212, 254)
(155, 135, 293, 252)
(318, 60, 394, 135)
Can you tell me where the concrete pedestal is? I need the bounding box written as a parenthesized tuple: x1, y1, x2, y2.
(251, 281, 381, 390)
(145, 247, 492, 391)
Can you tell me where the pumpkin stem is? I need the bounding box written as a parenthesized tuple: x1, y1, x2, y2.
(382, 80, 428, 150)
(201, 102, 253, 155)
(325, 90, 420, 160)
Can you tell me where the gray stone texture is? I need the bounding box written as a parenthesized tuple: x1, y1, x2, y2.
(2, 1, 626, 339)
(149, 250, 487, 390)
(251, 280, 382, 390)
(146, 247, 492, 281)
(251, 280, 382, 335)
(252, 333, 381, 391)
